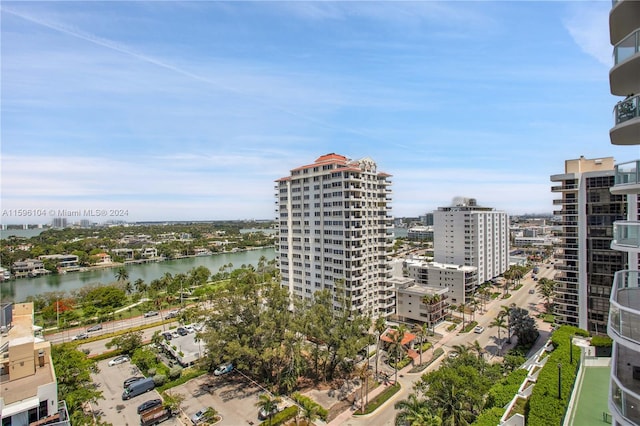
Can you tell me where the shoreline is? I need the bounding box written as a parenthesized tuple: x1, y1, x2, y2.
(3, 245, 275, 283)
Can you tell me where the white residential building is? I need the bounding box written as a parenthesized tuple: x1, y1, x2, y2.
(433, 198, 509, 288)
(403, 258, 477, 305)
(275, 153, 395, 318)
(607, 2, 640, 424)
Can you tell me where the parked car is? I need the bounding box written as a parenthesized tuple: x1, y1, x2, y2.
(258, 406, 279, 420)
(448, 351, 459, 359)
(165, 310, 179, 319)
(137, 398, 162, 414)
(72, 332, 89, 340)
(87, 324, 103, 332)
(162, 332, 173, 341)
(123, 377, 155, 400)
(124, 376, 145, 388)
(144, 311, 159, 318)
(109, 355, 130, 366)
(184, 325, 195, 334)
(214, 363, 234, 376)
(529, 289, 536, 294)
(177, 327, 188, 336)
(474, 326, 485, 334)
(191, 408, 211, 425)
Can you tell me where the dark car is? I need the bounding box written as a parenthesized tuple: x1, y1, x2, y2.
(87, 324, 103, 332)
(177, 327, 188, 336)
(137, 398, 162, 414)
(123, 376, 145, 388)
(162, 331, 173, 341)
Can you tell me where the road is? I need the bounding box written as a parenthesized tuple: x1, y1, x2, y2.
(340, 261, 556, 426)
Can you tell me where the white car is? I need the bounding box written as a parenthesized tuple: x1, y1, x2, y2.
(72, 332, 89, 341)
(474, 326, 485, 334)
(108, 355, 130, 366)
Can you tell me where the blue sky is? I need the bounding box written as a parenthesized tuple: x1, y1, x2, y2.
(1, 1, 634, 223)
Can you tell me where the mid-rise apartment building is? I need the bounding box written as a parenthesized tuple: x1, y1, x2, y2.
(607, 1, 640, 424)
(403, 258, 477, 305)
(275, 153, 394, 318)
(0, 303, 69, 426)
(550, 156, 627, 333)
(433, 198, 509, 288)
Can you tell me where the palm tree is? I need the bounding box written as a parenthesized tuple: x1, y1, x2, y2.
(470, 340, 485, 361)
(451, 344, 471, 358)
(389, 325, 407, 384)
(300, 400, 319, 425)
(115, 266, 129, 283)
(355, 362, 372, 413)
(134, 278, 146, 295)
(374, 317, 386, 380)
(536, 277, 556, 314)
(502, 269, 512, 296)
(255, 393, 282, 424)
(469, 298, 479, 322)
(395, 393, 442, 426)
(458, 303, 467, 331)
(490, 316, 507, 355)
(499, 305, 512, 344)
(412, 323, 430, 365)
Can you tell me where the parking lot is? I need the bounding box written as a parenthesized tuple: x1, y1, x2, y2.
(91, 357, 180, 426)
(171, 371, 270, 425)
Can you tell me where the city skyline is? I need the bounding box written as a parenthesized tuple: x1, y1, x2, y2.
(1, 1, 633, 223)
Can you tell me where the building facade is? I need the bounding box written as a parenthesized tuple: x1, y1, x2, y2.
(394, 276, 449, 327)
(550, 156, 627, 333)
(275, 153, 395, 318)
(607, 2, 640, 425)
(403, 259, 477, 305)
(433, 198, 509, 288)
(0, 303, 69, 426)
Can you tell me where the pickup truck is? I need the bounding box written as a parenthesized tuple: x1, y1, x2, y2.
(140, 406, 173, 426)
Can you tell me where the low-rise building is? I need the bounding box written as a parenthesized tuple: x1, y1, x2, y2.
(11, 260, 48, 278)
(0, 303, 69, 425)
(407, 226, 433, 241)
(37, 255, 79, 271)
(403, 258, 477, 305)
(394, 277, 449, 326)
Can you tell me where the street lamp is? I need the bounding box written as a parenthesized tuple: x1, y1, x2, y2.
(557, 363, 562, 399)
(569, 335, 574, 364)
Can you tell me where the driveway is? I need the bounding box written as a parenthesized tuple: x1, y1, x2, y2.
(91, 357, 181, 426)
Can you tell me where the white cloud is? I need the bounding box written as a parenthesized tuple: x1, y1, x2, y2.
(563, 2, 612, 67)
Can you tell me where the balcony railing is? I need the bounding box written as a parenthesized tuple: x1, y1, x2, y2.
(610, 377, 640, 426)
(609, 270, 640, 346)
(614, 95, 640, 125)
(612, 221, 640, 249)
(614, 159, 640, 186)
(614, 29, 640, 65)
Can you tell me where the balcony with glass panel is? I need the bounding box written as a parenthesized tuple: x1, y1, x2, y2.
(609, 343, 640, 426)
(611, 159, 640, 194)
(611, 221, 640, 251)
(610, 94, 640, 145)
(608, 270, 640, 350)
(610, 0, 640, 46)
(610, 29, 640, 95)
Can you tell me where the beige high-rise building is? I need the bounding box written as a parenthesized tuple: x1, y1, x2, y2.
(275, 153, 395, 318)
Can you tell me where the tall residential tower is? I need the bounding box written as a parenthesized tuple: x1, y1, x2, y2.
(275, 154, 395, 318)
(433, 198, 509, 289)
(607, 1, 640, 425)
(550, 156, 627, 332)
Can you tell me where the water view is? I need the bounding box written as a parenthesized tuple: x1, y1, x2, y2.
(0, 247, 275, 303)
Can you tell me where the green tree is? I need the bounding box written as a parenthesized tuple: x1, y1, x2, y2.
(255, 393, 282, 423)
(52, 343, 104, 425)
(509, 307, 539, 347)
(106, 330, 143, 355)
(490, 316, 507, 355)
(536, 277, 556, 314)
(115, 266, 129, 283)
(395, 393, 442, 426)
(388, 325, 407, 384)
(374, 316, 387, 379)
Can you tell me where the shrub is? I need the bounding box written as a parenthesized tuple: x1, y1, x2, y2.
(354, 383, 400, 415)
(461, 321, 478, 333)
(485, 369, 528, 409)
(153, 374, 167, 386)
(169, 366, 182, 380)
(446, 323, 457, 332)
(156, 368, 206, 393)
(261, 405, 298, 426)
(148, 368, 157, 376)
(472, 407, 504, 426)
(591, 336, 612, 347)
(291, 393, 328, 421)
